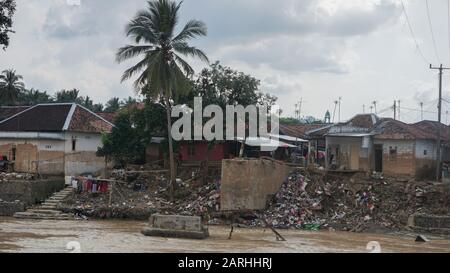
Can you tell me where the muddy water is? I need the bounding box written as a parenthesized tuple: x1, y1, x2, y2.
(0, 217, 449, 253)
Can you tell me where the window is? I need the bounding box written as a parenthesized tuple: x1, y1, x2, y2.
(188, 144, 196, 156)
(45, 145, 52, 150)
(389, 146, 397, 161)
(424, 150, 428, 156)
(72, 139, 76, 152)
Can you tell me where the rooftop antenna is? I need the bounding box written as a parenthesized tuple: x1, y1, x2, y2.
(332, 100, 338, 123)
(420, 102, 424, 120)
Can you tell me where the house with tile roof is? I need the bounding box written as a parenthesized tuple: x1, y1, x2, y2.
(324, 114, 447, 180)
(0, 103, 114, 176)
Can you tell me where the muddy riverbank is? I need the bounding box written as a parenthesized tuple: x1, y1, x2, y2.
(0, 217, 449, 253)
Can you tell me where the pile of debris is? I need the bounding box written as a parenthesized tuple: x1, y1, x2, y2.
(0, 172, 35, 182)
(249, 170, 449, 232)
(60, 166, 220, 220)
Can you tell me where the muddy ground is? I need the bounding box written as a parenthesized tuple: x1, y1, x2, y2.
(0, 218, 449, 253)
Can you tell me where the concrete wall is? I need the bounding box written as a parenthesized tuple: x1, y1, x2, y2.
(0, 179, 65, 205)
(0, 201, 25, 216)
(415, 140, 437, 180)
(326, 137, 364, 171)
(0, 139, 65, 175)
(220, 158, 292, 211)
(373, 139, 415, 177)
(64, 132, 107, 176)
(0, 132, 107, 176)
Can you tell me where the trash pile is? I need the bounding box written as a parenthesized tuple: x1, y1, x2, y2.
(60, 166, 221, 220)
(249, 170, 449, 232)
(61, 165, 449, 233)
(172, 183, 221, 216)
(0, 172, 35, 181)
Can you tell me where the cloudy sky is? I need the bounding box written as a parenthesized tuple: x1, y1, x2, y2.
(1, 0, 450, 124)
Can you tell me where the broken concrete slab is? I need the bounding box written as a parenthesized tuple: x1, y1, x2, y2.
(141, 214, 209, 239)
(220, 158, 293, 211)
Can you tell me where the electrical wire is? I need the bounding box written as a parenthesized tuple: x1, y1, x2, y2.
(448, 0, 450, 61)
(425, 0, 441, 62)
(400, 0, 430, 64)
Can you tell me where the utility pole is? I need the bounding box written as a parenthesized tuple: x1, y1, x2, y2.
(372, 101, 377, 115)
(333, 100, 338, 123)
(338, 97, 342, 123)
(420, 102, 424, 120)
(398, 100, 401, 121)
(446, 110, 449, 125)
(393, 101, 397, 120)
(363, 104, 365, 114)
(298, 98, 303, 119)
(429, 64, 450, 182)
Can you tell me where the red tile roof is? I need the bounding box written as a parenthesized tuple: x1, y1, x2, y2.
(413, 120, 450, 142)
(95, 112, 117, 123)
(280, 124, 329, 138)
(345, 114, 379, 129)
(375, 119, 437, 140)
(0, 104, 113, 133)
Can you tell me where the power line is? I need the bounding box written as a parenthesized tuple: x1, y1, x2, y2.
(425, 0, 441, 62)
(448, 0, 450, 60)
(400, 0, 430, 64)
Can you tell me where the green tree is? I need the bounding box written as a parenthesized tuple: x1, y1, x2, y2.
(92, 103, 104, 112)
(98, 102, 167, 166)
(117, 0, 209, 199)
(54, 89, 82, 103)
(104, 97, 122, 112)
(0, 0, 16, 50)
(121, 96, 138, 108)
(18, 88, 53, 105)
(97, 110, 145, 166)
(194, 61, 271, 108)
(0, 69, 24, 105)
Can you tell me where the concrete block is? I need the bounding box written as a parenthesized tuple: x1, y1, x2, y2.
(141, 214, 209, 239)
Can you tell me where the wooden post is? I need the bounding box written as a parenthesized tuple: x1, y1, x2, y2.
(109, 181, 113, 207)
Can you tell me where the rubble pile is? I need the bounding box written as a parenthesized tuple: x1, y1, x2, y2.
(0, 172, 35, 181)
(253, 170, 449, 232)
(61, 167, 220, 220)
(61, 166, 449, 233)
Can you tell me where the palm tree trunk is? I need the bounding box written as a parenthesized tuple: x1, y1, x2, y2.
(164, 95, 176, 201)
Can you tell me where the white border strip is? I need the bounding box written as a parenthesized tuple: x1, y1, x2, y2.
(62, 103, 77, 131)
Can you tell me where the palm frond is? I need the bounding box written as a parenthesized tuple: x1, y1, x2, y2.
(173, 53, 194, 76)
(173, 42, 209, 63)
(116, 45, 154, 63)
(172, 19, 207, 43)
(126, 15, 159, 44)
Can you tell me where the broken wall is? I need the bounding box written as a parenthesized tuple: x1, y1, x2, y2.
(326, 137, 365, 171)
(220, 158, 292, 211)
(373, 139, 415, 177)
(0, 179, 64, 205)
(0, 139, 65, 175)
(415, 140, 437, 180)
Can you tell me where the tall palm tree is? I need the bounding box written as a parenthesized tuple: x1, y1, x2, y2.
(0, 69, 25, 105)
(117, 0, 208, 199)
